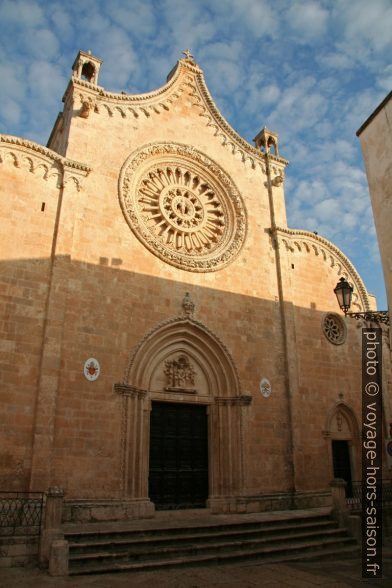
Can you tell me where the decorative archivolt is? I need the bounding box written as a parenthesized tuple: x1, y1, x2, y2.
(0, 135, 90, 190)
(276, 226, 370, 312)
(121, 314, 242, 399)
(323, 401, 360, 439)
(71, 57, 288, 173)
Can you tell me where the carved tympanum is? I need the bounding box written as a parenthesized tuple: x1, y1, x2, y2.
(119, 143, 247, 271)
(164, 354, 196, 392)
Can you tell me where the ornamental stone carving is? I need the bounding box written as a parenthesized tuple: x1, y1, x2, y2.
(164, 354, 196, 392)
(322, 313, 346, 345)
(119, 143, 247, 271)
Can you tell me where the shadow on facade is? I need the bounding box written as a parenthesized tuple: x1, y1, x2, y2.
(0, 254, 378, 518)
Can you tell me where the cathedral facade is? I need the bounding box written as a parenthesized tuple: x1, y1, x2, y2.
(1, 51, 390, 523)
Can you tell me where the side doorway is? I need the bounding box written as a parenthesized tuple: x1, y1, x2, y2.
(332, 439, 353, 498)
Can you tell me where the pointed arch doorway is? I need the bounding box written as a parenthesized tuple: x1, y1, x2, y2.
(325, 402, 360, 498)
(115, 315, 251, 514)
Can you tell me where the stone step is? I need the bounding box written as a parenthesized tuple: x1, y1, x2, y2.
(67, 518, 338, 553)
(65, 513, 333, 544)
(69, 527, 352, 565)
(68, 536, 359, 575)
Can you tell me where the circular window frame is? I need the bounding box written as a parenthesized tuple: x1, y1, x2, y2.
(118, 142, 247, 272)
(322, 313, 347, 345)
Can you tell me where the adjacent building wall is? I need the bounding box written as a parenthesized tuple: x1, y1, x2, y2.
(357, 91, 392, 320)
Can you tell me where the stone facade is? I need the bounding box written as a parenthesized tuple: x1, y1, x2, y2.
(1, 51, 391, 521)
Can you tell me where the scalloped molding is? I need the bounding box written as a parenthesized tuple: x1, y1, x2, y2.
(275, 226, 370, 312)
(70, 58, 288, 173)
(0, 135, 90, 191)
(70, 59, 194, 122)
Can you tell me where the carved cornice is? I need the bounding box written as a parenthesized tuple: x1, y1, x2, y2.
(274, 226, 370, 312)
(113, 383, 147, 398)
(65, 58, 289, 172)
(67, 59, 195, 121)
(0, 135, 91, 191)
(215, 395, 252, 406)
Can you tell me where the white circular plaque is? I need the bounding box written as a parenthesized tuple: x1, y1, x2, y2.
(84, 358, 100, 381)
(259, 378, 271, 398)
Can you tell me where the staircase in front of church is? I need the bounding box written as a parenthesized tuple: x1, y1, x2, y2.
(64, 508, 359, 575)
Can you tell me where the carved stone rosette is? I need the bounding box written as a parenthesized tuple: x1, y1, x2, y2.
(119, 142, 247, 272)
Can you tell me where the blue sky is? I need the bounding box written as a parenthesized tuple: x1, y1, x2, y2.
(1, 0, 391, 308)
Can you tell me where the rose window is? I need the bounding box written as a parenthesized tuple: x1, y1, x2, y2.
(138, 169, 226, 254)
(322, 313, 346, 345)
(119, 143, 247, 272)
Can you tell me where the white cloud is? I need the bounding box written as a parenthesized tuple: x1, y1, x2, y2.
(0, 63, 26, 101)
(260, 84, 281, 104)
(200, 41, 244, 95)
(0, 0, 45, 27)
(286, 1, 329, 40)
(330, 0, 392, 70)
(95, 27, 138, 89)
(24, 28, 60, 58)
(28, 61, 66, 107)
(318, 52, 352, 70)
(224, 0, 278, 38)
(1, 100, 22, 126)
(49, 5, 73, 38)
(108, 0, 156, 37)
(377, 64, 392, 93)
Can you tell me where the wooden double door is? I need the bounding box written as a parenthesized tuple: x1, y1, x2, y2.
(149, 401, 208, 509)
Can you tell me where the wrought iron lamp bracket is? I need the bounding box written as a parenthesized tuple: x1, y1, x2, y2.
(345, 310, 390, 326)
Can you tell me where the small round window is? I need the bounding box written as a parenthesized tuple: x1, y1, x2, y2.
(322, 313, 346, 345)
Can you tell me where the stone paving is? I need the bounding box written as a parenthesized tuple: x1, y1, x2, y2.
(1, 554, 391, 588)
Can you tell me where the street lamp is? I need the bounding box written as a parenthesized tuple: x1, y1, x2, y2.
(333, 277, 390, 326)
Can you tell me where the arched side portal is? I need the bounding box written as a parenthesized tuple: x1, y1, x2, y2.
(114, 316, 251, 515)
(324, 402, 361, 497)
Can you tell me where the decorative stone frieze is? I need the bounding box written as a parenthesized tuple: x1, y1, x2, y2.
(119, 142, 247, 271)
(66, 56, 289, 172)
(0, 135, 90, 190)
(275, 226, 370, 312)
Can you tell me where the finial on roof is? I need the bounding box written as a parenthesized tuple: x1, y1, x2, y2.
(182, 49, 195, 62)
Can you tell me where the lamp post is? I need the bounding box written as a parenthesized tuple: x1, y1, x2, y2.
(333, 277, 390, 326)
